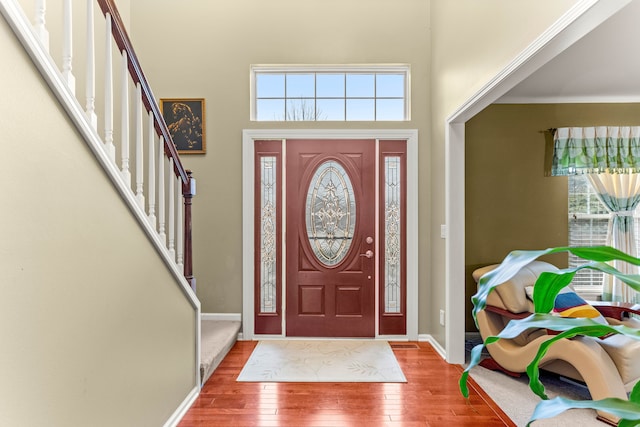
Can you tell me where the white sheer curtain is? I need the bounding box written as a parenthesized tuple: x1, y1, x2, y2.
(587, 173, 640, 302)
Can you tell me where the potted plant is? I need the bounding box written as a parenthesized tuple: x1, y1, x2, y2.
(459, 246, 640, 425)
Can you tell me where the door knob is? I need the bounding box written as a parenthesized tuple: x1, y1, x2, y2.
(359, 250, 374, 259)
(365, 236, 374, 244)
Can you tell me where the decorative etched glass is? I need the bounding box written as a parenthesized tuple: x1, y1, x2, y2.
(260, 157, 277, 313)
(306, 160, 356, 266)
(384, 157, 401, 313)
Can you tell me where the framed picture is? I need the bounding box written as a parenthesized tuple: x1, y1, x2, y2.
(160, 98, 206, 154)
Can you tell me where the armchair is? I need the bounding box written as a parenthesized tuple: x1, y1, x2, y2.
(472, 260, 640, 424)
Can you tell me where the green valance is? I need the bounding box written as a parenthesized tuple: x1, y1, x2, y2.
(552, 126, 640, 175)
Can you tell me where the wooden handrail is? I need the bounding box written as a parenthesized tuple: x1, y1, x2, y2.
(96, 0, 194, 290)
(96, 0, 188, 186)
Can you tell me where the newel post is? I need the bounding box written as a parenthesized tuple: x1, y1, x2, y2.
(183, 170, 195, 291)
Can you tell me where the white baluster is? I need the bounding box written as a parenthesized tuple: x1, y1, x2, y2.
(103, 13, 115, 161)
(120, 51, 131, 187)
(148, 113, 156, 227)
(134, 83, 144, 209)
(176, 176, 184, 272)
(168, 157, 176, 260)
(34, 0, 49, 52)
(62, 0, 75, 94)
(85, 0, 97, 129)
(157, 137, 166, 246)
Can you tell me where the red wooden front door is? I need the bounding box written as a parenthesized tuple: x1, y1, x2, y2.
(286, 139, 376, 337)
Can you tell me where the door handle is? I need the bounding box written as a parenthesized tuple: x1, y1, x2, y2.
(359, 250, 374, 259)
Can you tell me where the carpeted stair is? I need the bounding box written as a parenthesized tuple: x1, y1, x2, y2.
(200, 320, 241, 386)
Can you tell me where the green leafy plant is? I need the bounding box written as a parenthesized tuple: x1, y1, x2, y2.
(459, 246, 640, 425)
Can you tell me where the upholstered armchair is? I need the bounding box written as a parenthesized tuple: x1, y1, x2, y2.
(472, 260, 640, 424)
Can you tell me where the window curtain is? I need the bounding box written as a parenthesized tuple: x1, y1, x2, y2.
(553, 126, 640, 303)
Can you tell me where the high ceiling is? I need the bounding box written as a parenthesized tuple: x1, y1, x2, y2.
(496, 0, 640, 103)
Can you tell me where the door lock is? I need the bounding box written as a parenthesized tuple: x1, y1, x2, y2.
(359, 250, 374, 259)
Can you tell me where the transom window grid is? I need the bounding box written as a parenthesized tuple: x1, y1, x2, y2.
(568, 175, 640, 293)
(252, 66, 409, 122)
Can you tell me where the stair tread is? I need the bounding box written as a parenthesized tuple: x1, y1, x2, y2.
(200, 320, 241, 385)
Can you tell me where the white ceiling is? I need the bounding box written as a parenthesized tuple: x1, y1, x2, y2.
(496, 0, 640, 103)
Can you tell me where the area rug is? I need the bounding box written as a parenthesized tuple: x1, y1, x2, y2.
(237, 340, 407, 382)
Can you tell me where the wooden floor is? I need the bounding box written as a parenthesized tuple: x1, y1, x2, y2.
(179, 341, 515, 427)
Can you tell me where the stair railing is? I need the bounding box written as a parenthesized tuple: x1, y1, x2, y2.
(1, 0, 196, 291)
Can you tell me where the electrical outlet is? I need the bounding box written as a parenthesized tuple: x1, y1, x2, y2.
(439, 309, 445, 326)
(440, 224, 447, 239)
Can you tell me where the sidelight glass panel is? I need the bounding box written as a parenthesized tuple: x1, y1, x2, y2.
(306, 160, 356, 266)
(384, 156, 401, 313)
(260, 156, 277, 312)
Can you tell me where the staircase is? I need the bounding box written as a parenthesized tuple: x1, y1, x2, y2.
(0, 0, 208, 425)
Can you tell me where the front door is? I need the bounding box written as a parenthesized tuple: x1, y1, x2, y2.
(286, 139, 375, 337)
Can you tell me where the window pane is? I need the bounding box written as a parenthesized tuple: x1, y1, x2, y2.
(376, 74, 404, 97)
(286, 98, 316, 121)
(376, 99, 404, 121)
(384, 156, 402, 313)
(257, 74, 284, 98)
(256, 99, 285, 121)
(260, 156, 277, 313)
(317, 74, 345, 97)
(316, 99, 344, 121)
(305, 160, 356, 266)
(286, 74, 314, 98)
(568, 175, 609, 287)
(346, 74, 374, 97)
(346, 99, 374, 121)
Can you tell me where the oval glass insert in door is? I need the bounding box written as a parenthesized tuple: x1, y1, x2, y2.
(305, 160, 356, 266)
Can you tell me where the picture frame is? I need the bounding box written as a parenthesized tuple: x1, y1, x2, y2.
(160, 98, 206, 154)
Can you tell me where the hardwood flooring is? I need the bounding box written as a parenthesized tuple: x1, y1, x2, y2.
(179, 341, 515, 427)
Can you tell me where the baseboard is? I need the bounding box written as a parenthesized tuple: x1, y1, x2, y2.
(201, 313, 242, 322)
(163, 384, 199, 427)
(418, 334, 447, 361)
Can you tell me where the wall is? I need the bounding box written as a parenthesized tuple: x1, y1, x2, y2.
(0, 17, 196, 426)
(129, 0, 431, 321)
(464, 103, 640, 331)
(429, 0, 579, 345)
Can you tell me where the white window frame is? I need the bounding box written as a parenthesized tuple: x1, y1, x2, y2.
(250, 64, 411, 122)
(568, 175, 640, 299)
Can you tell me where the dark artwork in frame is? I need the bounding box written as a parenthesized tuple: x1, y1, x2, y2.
(160, 98, 206, 154)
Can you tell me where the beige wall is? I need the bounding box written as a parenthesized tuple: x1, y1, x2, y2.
(129, 0, 431, 318)
(464, 103, 640, 331)
(0, 18, 196, 426)
(429, 0, 579, 344)
(126, 0, 602, 345)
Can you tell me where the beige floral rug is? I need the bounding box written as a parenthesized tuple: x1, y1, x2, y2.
(237, 340, 407, 382)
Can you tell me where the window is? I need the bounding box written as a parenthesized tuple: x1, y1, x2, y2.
(568, 176, 640, 295)
(251, 65, 410, 121)
(568, 175, 609, 293)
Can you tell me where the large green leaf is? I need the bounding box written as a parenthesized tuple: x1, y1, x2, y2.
(459, 343, 485, 398)
(532, 270, 576, 313)
(568, 245, 640, 264)
(630, 381, 640, 404)
(528, 396, 640, 426)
